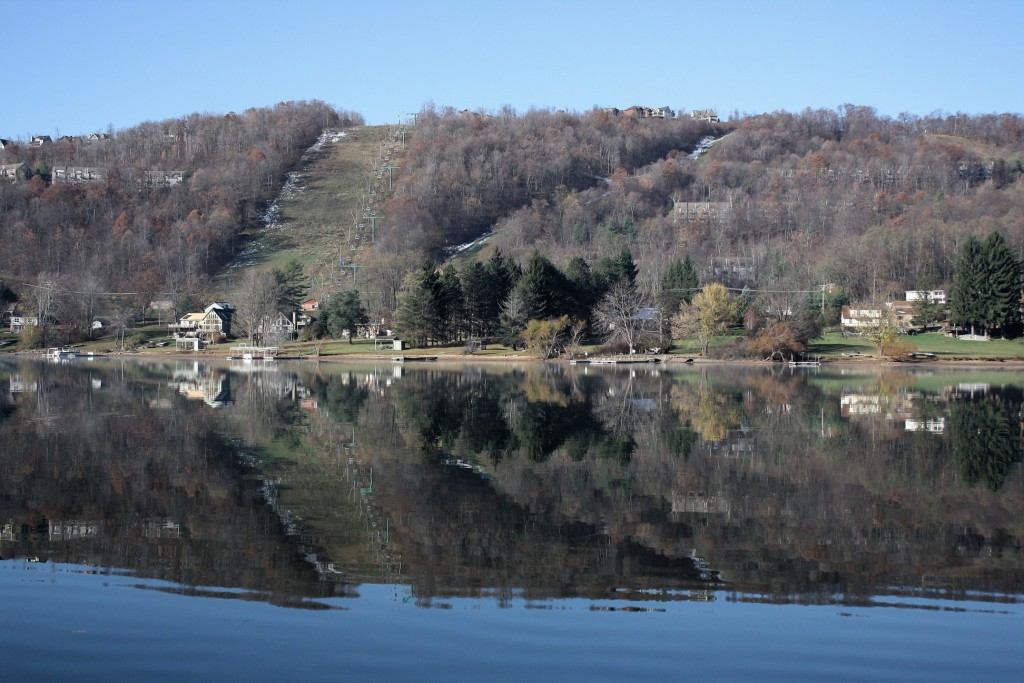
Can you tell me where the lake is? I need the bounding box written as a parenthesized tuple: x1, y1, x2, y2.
(0, 357, 1021, 681)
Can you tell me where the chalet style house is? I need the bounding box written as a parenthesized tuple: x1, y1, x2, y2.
(169, 303, 234, 342)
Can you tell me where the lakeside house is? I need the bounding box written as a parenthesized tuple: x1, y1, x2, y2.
(169, 303, 234, 342)
(841, 300, 917, 331)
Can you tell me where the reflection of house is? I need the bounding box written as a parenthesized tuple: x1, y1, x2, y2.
(169, 364, 233, 407)
(841, 392, 918, 420)
(905, 418, 945, 433)
(671, 492, 731, 515)
(49, 520, 101, 540)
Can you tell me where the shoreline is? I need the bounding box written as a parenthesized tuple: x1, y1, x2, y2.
(8, 347, 1024, 369)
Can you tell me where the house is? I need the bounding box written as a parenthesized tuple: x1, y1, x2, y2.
(52, 166, 105, 184)
(198, 304, 232, 340)
(143, 170, 186, 187)
(169, 303, 233, 341)
(841, 306, 881, 328)
(674, 200, 730, 222)
(623, 105, 653, 118)
(86, 132, 111, 142)
(841, 302, 915, 330)
(0, 163, 30, 182)
(691, 109, 720, 123)
(10, 314, 39, 333)
(651, 106, 673, 119)
(905, 290, 946, 304)
(300, 298, 319, 312)
(267, 311, 296, 339)
(29, 135, 52, 146)
(0, 138, 11, 150)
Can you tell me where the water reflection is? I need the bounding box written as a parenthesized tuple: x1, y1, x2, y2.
(1, 359, 1021, 607)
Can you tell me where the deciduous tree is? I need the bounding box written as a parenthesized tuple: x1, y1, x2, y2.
(671, 283, 737, 355)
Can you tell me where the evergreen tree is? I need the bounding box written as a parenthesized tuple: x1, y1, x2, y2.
(272, 259, 310, 311)
(461, 261, 491, 338)
(595, 249, 638, 290)
(564, 256, 596, 319)
(658, 255, 699, 316)
(395, 258, 440, 347)
(949, 236, 987, 334)
(983, 232, 1021, 337)
(951, 232, 1021, 337)
(436, 264, 464, 342)
(512, 252, 569, 323)
(325, 289, 368, 343)
(484, 249, 521, 331)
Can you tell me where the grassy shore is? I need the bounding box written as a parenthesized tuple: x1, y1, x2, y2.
(6, 327, 1024, 364)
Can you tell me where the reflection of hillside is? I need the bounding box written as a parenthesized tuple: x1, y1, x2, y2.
(359, 366, 1024, 603)
(3, 360, 1021, 608)
(0, 361, 350, 604)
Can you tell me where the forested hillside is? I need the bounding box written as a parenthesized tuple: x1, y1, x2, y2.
(380, 105, 1024, 305)
(0, 101, 361, 331)
(5, 100, 1024, 352)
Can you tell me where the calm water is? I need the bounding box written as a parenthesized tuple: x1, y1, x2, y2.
(0, 357, 1021, 681)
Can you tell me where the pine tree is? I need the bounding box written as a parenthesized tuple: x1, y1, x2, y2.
(659, 256, 699, 316)
(436, 265, 464, 342)
(461, 261, 491, 338)
(395, 259, 440, 347)
(949, 236, 987, 335)
(983, 232, 1021, 337)
(564, 256, 596, 319)
(512, 252, 569, 323)
(325, 289, 368, 343)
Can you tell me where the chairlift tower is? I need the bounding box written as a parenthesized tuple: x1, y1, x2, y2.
(381, 165, 399, 191)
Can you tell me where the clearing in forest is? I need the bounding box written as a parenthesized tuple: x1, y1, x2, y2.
(219, 124, 401, 295)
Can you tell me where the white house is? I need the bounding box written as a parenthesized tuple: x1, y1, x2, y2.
(905, 290, 946, 304)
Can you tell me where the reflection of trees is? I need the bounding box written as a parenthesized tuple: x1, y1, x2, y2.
(950, 393, 1023, 491)
(0, 360, 336, 601)
(669, 376, 744, 443)
(391, 368, 645, 465)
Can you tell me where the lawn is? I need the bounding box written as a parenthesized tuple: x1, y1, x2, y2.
(809, 330, 1024, 360)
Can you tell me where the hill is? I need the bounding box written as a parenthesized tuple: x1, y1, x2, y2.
(4, 103, 1024, 354)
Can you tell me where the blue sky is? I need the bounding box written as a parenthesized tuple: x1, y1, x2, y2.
(5, 0, 1022, 139)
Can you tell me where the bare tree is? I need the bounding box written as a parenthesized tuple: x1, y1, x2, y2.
(233, 270, 280, 345)
(593, 281, 656, 353)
